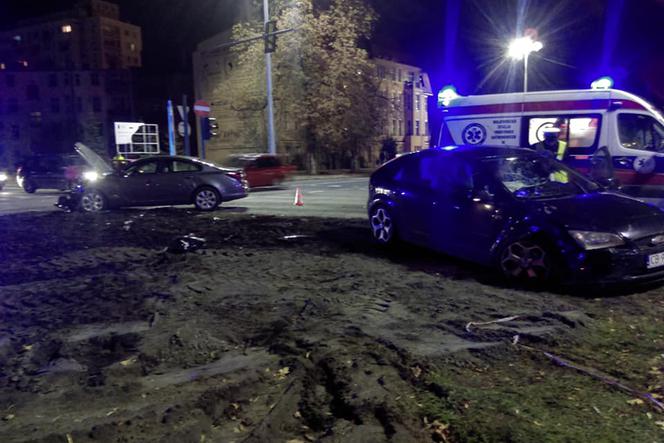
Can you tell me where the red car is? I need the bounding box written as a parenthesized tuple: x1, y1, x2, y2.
(224, 154, 295, 188)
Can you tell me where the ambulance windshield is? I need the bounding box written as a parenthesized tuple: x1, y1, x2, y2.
(618, 114, 664, 153)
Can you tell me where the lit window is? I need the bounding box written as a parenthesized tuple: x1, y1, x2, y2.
(0, 63, 5, 70)
(62, 25, 72, 33)
(130, 43, 136, 51)
(19, 60, 28, 68)
(13, 35, 22, 42)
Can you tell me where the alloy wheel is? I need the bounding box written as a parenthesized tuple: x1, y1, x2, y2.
(500, 240, 550, 281)
(81, 191, 105, 212)
(195, 189, 219, 210)
(370, 207, 394, 244)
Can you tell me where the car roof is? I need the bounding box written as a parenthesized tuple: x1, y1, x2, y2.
(228, 153, 277, 159)
(132, 155, 205, 163)
(416, 145, 535, 161)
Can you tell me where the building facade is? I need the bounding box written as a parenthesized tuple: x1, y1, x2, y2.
(374, 58, 433, 155)
(193, 33, 432, 168)
(0, 0, 141, 167)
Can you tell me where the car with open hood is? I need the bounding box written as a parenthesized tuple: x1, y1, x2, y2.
(368, 145, 664, 285)
(74, 143, 248, 212)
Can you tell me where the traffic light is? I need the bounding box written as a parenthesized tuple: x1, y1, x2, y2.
(264, 20, 277, 53)
(203, 117, 219, 140)
(208, 118, 219, 137)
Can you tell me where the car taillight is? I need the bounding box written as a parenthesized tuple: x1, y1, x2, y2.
(226, 171, 244, 183)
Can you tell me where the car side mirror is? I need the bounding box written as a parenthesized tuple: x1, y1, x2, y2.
(595, 177, 621, 191)
(470, 186, 495, 203)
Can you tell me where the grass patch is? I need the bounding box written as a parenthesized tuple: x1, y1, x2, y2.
(418, 297, 664, 443)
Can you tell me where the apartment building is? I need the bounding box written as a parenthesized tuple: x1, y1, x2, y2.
(374, 58, 433, 154)
(0, 0, 141, 166)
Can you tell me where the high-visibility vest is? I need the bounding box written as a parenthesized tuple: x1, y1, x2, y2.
(553, 141, 569, 183)
(555, 141, 568, 161)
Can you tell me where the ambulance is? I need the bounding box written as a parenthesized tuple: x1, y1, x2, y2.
(439, 88, 664, 196)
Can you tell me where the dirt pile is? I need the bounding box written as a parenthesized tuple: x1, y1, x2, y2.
(0, 209, 662, 442)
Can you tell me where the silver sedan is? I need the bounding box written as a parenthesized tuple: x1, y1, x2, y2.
(75, 144, 248, 212)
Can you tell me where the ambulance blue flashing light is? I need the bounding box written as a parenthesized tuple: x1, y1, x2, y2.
(438, 85, 460, 108)
(591, 76, 614, 90)
(441, 145, 458, 151)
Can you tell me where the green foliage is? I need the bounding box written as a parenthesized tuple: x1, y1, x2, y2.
(229, 0, 386, 169)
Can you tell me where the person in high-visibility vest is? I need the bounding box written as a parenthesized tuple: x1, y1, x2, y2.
(112, 154, 128, 171)
(532, 127, 567, 161)
(531, 127, 568, 182)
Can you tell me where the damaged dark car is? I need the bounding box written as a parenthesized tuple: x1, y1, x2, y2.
(368, 145, 664, 285)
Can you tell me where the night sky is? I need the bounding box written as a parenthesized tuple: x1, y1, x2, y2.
(2, 0, 664, 105)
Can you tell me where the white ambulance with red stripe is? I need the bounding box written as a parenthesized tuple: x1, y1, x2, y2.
(440, 89, 664, 195)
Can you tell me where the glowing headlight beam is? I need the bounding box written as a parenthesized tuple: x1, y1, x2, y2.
(83, 171, 99, 182)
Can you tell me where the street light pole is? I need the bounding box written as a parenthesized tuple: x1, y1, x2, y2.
(508, 35, 543, 93)
(524, 52, 529, 93)
(263, 0, 277, 155)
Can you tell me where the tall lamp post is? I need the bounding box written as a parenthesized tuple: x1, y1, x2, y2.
(263, 0, 277, 155)
(508, 35, 543, 92)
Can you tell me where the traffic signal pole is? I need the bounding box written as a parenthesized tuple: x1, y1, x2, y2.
(200, 3, 295, 156)
(263, 0, 277, 155)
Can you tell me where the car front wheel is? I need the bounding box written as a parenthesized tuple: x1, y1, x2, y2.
(369, 205, 396, 245)
(499, 239, 556, 285)
(81, 190, 106, 212)
(194, 187, 221, 211)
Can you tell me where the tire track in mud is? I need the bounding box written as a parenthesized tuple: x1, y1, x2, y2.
(0, 212, 595, 442)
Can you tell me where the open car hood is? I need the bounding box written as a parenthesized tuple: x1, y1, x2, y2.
(74, 142, 114, 174)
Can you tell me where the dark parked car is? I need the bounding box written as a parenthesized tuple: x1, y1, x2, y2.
(17, 154, 89, 193)
(224, 154, 295, 188)
(75, 143, 248, 212)
(0, 170, 7, 191)
(368, 145, 664, 285)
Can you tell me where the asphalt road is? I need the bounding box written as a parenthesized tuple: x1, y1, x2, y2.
(0, 176, 370, 218)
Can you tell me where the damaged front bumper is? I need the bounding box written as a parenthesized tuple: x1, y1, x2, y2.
(565, 241, 664, 285)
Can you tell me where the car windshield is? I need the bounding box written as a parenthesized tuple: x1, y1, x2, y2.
(489, 155, 598, 199)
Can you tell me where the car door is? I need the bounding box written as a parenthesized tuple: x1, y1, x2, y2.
(164, 159, 203, 204)
(35, 157, 55, 189)
(253, 157, 274, 187)
(120, 159, 170, 205)
(391, 154, 437, 245)
(430, 159, 505, 264)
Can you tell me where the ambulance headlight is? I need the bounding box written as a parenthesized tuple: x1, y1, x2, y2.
(83, 171, 99, 182)
(0, 173, 7, 182)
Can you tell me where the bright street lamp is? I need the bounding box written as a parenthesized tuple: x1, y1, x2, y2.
(508, 36, 543, 92)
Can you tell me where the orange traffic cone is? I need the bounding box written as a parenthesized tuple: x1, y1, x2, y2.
(293, 187, 304, 206)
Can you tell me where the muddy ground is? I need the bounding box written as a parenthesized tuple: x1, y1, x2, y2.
(0, 209, 663, 442)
